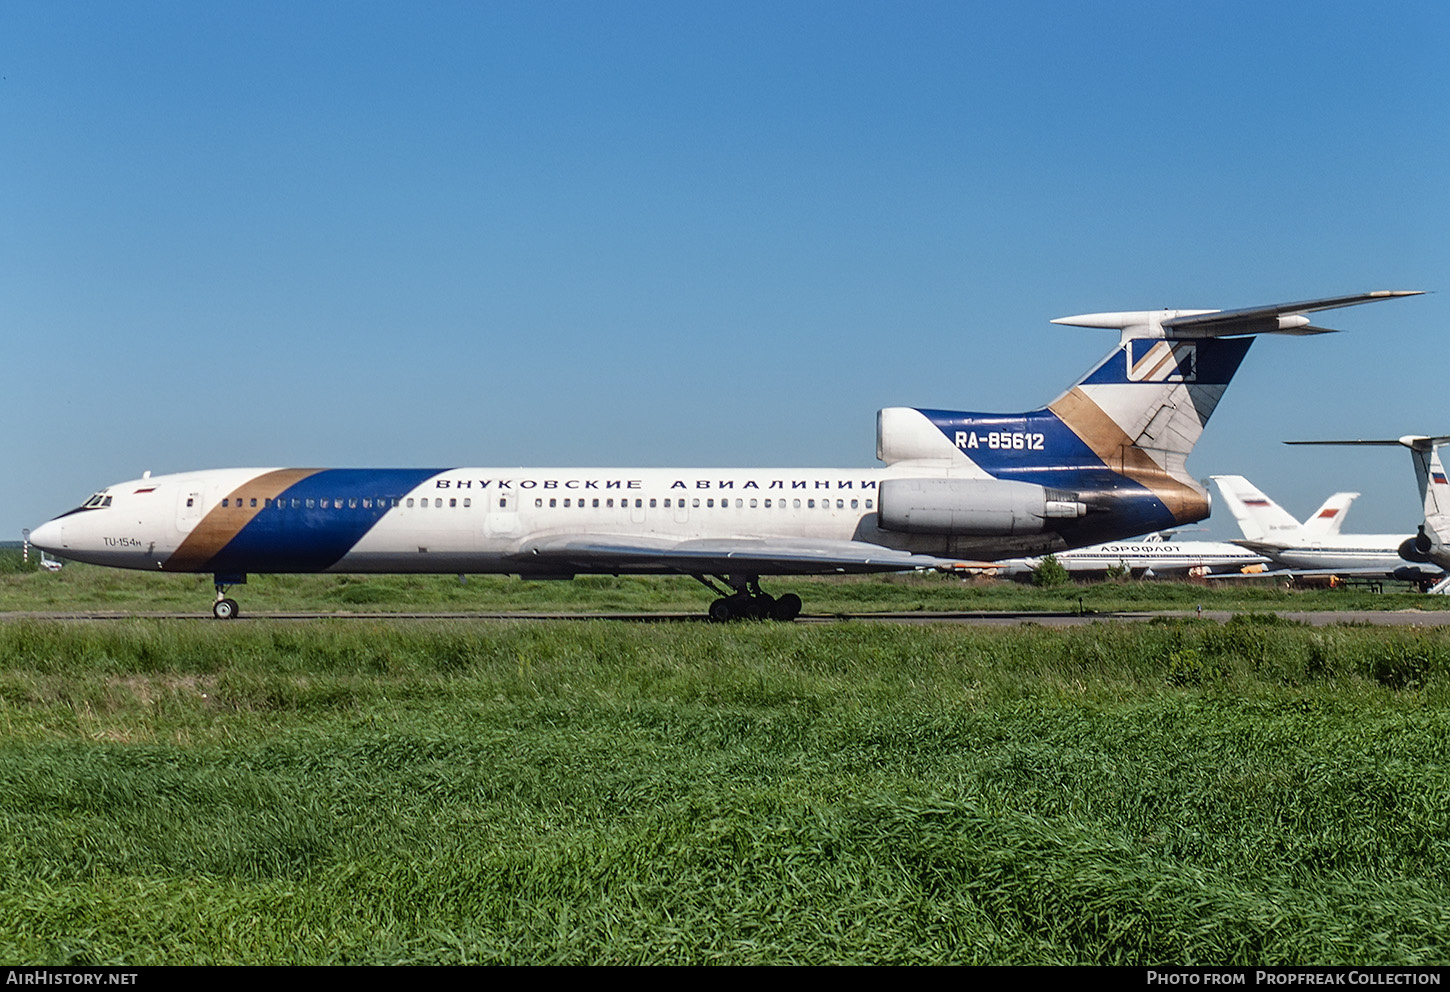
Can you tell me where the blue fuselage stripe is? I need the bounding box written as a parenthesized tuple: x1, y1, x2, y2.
(205, 469, 448, 572)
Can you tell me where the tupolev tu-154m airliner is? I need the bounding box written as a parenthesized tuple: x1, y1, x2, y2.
(27, 291, 1420, 620)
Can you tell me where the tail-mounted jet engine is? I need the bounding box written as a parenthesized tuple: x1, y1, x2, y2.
(877, 478, 1087, 536)
(1400, 528, 1437, 564)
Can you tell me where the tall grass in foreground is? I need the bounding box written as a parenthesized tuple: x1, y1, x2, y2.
(1, 616, 1448, 964)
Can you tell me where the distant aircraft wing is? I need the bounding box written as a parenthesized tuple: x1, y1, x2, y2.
(1209, 561, 1442, 580)
(1230, 539, 1288, 555)
(506, 535, 962, 575)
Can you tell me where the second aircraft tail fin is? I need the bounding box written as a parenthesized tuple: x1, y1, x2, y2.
(1301, 491, 1359, 539)
(1210, 475, 1306, 545)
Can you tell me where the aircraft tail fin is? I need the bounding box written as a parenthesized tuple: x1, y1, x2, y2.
(1210, 475, 1304, 545)
(1301, 491, 1359, 539)
(879, 291, 1420, 541)
(1399, 438, 1450, 546)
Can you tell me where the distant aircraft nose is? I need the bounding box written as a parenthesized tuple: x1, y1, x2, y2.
(28, 518, 64, 551)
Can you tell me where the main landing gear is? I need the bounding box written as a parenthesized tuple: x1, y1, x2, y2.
(212, 574, 245, 619)
(693, 574, 802, 622)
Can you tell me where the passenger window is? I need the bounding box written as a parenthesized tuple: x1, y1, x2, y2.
(851, 499, 858, 509)
(692, 498, 700, 508)
(635, 499, 642, 508)
(807, 499, 815, 508)
(499, 498, 508, 508)
(749, 499, 757, 508)
(836, 499, 844, 509)
(306, 499, 316, 509)
(406, 498, 414, 507)
(607, 499, 614, 508)
(349, 498, 358, 509)
(434, 498, 442, 508)
(222, 499, 229, 507)
(535, 498, 543, 507)
(549, 498, 557, 507)
(463, 498, 470, 508)
(866, 499, 873, 509)
(793, 499, 801, 508)
(706, 498, 714, 508)
(649, 498, 656, 508)
(593, 498, 599, 507)
(450, 498, 458, 508)
(735, 499, 742, 508)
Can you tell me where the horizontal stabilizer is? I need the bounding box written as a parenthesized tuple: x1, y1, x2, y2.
(1287, 435, 1450, 452)
(1053, 290, 1421, 340)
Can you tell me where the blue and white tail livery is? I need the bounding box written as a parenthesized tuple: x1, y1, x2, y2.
(28, 290, 1420, 619)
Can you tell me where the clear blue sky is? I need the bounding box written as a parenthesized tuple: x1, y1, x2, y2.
(3, 1, 1446, 541)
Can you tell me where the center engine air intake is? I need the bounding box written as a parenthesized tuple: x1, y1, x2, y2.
(878, 478, 1087, 536)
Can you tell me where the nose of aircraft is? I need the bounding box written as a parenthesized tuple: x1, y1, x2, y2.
(27, 518, 64, 551)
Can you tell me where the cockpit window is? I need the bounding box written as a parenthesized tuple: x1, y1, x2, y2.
(82, 493, 112, 509)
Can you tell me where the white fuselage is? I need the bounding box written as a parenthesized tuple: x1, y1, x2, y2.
(32, 465, 946, 575)
(998, 539, 1268, 578)
(1257, 536, 1430, 577)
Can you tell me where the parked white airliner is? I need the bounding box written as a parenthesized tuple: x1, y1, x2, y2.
(1281, 436, 1450, 592)
(1211, 472, 1444, 587)
(991, 533, 1270, 579)
(28, 291, 1420, 619)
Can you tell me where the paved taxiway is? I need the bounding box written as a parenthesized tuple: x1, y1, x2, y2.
(5, 609, 1450, 626)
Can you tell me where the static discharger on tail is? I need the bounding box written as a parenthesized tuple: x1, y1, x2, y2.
(27, 291, 1421, 619)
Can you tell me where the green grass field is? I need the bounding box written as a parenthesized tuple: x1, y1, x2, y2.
(2, 612, 1449, 964)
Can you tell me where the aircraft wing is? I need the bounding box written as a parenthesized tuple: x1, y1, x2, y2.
(1230, 539, 1290, 555)
(506, 535, 963, 575)
(1209, 561, 1443, 580)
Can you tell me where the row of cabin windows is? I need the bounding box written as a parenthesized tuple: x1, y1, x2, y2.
(216, 496, 404, 509)
(212, 496, 487, 510)
(210, 495, 874, 512)
(212, 496, 485, 510)
(534, 496, 873, 510)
